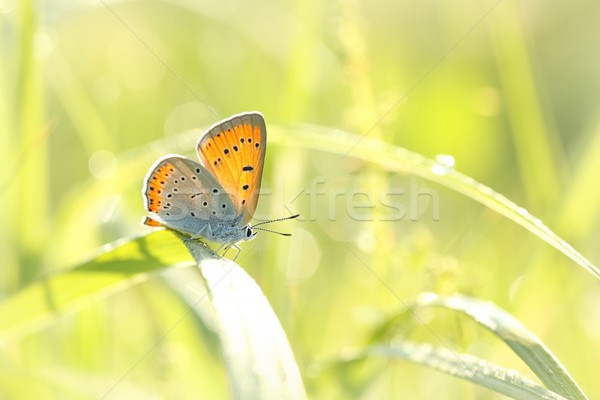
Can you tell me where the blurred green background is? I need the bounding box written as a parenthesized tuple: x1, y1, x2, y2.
(2, 0, 600, 398)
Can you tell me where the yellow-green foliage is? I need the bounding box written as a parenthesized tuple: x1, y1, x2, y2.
(2, 0, 600, 398)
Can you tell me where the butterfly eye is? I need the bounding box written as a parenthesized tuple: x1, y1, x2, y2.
(245, 227, 254, 238)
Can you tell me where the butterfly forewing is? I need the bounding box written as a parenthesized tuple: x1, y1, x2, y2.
(142, 155, 237, 236)
(196, 112, 266, 224)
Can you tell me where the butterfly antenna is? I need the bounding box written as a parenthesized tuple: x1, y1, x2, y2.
(252, 213, 300, 227)
(253, 227, 292, 237)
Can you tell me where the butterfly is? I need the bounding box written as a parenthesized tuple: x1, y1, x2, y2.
(142, 112, 298, 254)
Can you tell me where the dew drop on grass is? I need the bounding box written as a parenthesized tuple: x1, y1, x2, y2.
(432, 154, 455, 175)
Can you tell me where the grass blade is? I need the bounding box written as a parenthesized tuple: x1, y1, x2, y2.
(415, 293, 587, 400)
(358, 342, 568, 400)
(269, 124, 600, 281)
(0, 230, 192, 339)
(178, 235, 306, 400)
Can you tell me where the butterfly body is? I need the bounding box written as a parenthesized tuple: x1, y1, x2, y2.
(142, 112, 266, 248)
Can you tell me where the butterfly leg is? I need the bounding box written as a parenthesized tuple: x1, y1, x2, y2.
(191, 224, 208, 240)
(216, 242, 227, 253)
(228, 244, 242, 261)
(218, 243, 241, 260)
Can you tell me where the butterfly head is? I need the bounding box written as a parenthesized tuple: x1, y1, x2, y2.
(248, 214, 300, 238)
(243, 225, 257, 241)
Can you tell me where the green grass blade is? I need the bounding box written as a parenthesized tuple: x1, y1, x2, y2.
(178, 236, 306, 400)
(558, 119, 600, 240)
(0, 230, 192, 339)
(359, 342, 568, 400)
(0, 228, 305, 399)
(15, 0, 49, 269)
(415, 293, 587, 400)
(269, 124, 600, 281)
(490, 1, 563, 210)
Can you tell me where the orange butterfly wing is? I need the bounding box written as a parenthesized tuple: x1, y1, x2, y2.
(196, 112, 266, 225)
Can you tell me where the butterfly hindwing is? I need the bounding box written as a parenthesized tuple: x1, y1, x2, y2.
(142, 155, 237, 236)
(196, 112, 266, 224)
